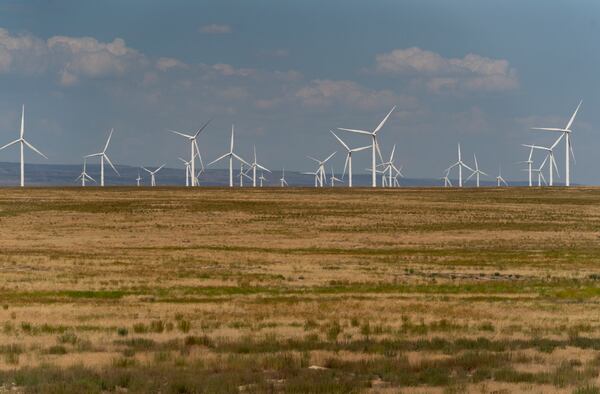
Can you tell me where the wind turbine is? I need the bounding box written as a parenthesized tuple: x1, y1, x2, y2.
(0, 105, 47, 187)
(239, 163, 252, 187)
(85, 129, 119, 187)
(258, 171, 267, 187)
(377, 144, 402, 188)
(523, 135, 563, 186)
(531, 100, 582, 186)
(329, 168, 343, 187)
(208, 125, 249, 187)
(338, 106, 396, 187)
(178, 157, 192, 187)
(247, 145, 271, 187)
(302, 169, 320, 187)
(446, 144, 474, 187)
(75, 159, 95, 187)
(136, 171, 142, 187)
(531, 156, 549, 187)
(307, 152, 336, 187)
(466, 154, 488, 187)
(280, 168, 288, 187)
(329, 130, 370, 187)
(496, 167, 508, 187)
(142, 164, 165, 187)
(168, 119, 211, 187)
(519, 145, 535, 187)
(442, 169, 453, 187)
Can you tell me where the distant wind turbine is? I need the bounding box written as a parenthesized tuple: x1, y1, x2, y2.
(338, 106, 396, 187)
(496, 167, 508, 187)
(446, 144, 474, 187)
(247, 145, 271, 187)
(85, 129, 119, 187)
(75, 159, 95, 187)
(208, 125, 249, 187)
(0, 105, 47, 187)
(136, 171, 142, 187)
(258, 171, 267, 187)
(142, 164, 165, 187)
(329, 168, 343, 187)
(307, 152, 336, 187)
(523, 135, 563, 186)
(168, 119, 211, 187)
(280, 168, 288, 187)
(466, 154, 488, 187)
(531, 100, 582, 186)
(329, 130, 370, 187)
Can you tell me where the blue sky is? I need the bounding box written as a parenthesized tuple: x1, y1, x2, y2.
(0, 0, 598, 183)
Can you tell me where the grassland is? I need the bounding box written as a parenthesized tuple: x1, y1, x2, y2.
(1, 187, 600, 393)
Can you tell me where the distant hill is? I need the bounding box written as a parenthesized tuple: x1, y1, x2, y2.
(0, 161, 534, 187)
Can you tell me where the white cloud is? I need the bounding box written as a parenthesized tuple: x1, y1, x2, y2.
(295, 79, 416, 110)
(156, 57, 187, 72)
(199, 24, 232, 34)
(374, 47, 518, 92)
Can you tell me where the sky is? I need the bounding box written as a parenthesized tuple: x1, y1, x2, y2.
(0, 0, 599, 183)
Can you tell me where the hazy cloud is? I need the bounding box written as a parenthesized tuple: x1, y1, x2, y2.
(374, 47, 518, 92)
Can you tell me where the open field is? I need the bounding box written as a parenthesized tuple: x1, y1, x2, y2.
(1, 187, 600, 393)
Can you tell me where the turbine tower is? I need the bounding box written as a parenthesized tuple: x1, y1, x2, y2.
(446, 144, 474, 187)
(85, 129, 119, 187)
(519, 145, 535, 187)
(330, 130, 370, 187)
(75, 159, 95, 187)
(531, 100, 582, 186)
(442, 169, 452, 187)
(0, 105, 47, 187)
(338, 106, 396, 187)
(208, 125, 249, 187)
(168, 119, 210, 187)
(142, 164, 165, 187)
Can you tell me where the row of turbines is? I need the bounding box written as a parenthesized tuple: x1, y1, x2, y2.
(0, 101, 583, 188)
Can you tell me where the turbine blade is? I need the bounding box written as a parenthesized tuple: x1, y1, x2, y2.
(351, 145, 371, 153)
(168, 130, 194, 139)
(330, 130, 349, 151)
(103, 129, 114, 152)
(323, 151, 336, 163)
(194, 118, 212, 138)
(337, 127, 372, 136)
(23, 140, 48, 159)
(373, 106, 396, 134)
(194, 139, 205, 171)
(565, 100, 582, 130)
(342, 154, 349, 179)
(530, 127, 566, 132)
(104, 154, 120, 175)
(0, 139, 19, 151)
(208, 152, 229, 166)
(20, 105, 25, 138)
(232, 153, 250, 166)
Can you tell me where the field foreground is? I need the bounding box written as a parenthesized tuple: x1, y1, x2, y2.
(1, 187, 600, 393)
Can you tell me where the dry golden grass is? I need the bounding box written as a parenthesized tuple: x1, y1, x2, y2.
(1, 187, 600, 393)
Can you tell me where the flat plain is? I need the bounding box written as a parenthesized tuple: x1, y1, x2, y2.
(1, 187, 600, 393)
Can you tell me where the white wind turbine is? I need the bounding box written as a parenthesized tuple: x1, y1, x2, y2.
(329, 130, 370, 188)
(302, 169, 320, 187)
(519, 145, 535, 187)
(392, 166, 404, 187)
(168, 119, 210, 187)
(531, 156, 549, 187)
(258, 171, 267, 187)
(0, 105, 47, 187)
(247, 145, 271, 187)
(338, 106, 396, 187)
(329, 168, 343, 187)
(178, 157, 192, 187)
(466, 154, 488, 187)
(377, 144, 402, 188)
(280, 168, 288, 187)
(142, 164, 165, 187)
(307, 152, 336, 187)
(208, 125, 249, 187)
(531, 100, 582, 187)
(239, 163, 252, 187)
(136, 171, 142, 187)
(523, 135, 563, 186)
(442, 169, 453, 187)
(75, 159, 95, 187)
(496, 167, 508, 187)
(446, 144, 474, 187)
(85, 129, 119, 187)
